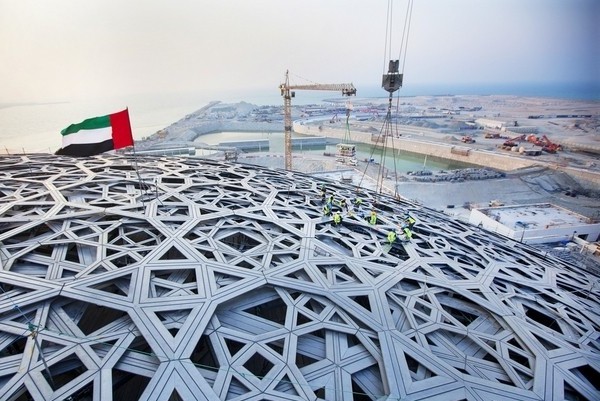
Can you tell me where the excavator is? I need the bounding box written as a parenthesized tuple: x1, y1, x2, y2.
(501, 134, 525, 150)
(540, 135, 562, 153)
(526, 134, 542, 145)
(525, 134, 562, 153)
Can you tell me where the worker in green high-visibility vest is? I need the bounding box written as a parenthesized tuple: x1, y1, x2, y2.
(404, 213, 416, 229)
(387, 230, 397, 244)
(369, 210, 377, 225)
(403, 226, 413, 241)
(333, 211, 342, 225)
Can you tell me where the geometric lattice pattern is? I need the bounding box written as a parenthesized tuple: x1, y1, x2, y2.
(0, 154, 598, 401)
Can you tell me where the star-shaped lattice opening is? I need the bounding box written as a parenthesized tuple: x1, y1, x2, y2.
(0, 154, 598, 401)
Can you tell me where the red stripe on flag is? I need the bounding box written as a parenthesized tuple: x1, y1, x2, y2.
(109, 109, 134, 149)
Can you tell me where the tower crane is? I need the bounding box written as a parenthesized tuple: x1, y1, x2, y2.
(279, 70, 356, 171)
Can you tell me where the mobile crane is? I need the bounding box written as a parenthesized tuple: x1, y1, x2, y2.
(541, 135, 563, 153)
(279, 70, 356, 171)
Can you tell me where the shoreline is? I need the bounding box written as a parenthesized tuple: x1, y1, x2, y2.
(139, 99, 600, 190)
(135, 95, 600, 221)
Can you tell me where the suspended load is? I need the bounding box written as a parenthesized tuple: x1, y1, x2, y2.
(336, 143, 357, 166)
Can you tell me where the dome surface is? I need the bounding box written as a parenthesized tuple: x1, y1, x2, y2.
(0, 154, 598, 401)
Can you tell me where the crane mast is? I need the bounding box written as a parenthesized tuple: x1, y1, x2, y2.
(279, 70, 356, 171)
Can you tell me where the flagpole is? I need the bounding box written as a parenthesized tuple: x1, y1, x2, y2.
(131, 145, 147, 205)
(126, 107, 157, 205)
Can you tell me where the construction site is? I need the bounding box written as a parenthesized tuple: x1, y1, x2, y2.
(2, 1, 599, 399)
(3, 69, 600, 401)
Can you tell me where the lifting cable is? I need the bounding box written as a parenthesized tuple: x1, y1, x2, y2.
(359, 0, 414, 203)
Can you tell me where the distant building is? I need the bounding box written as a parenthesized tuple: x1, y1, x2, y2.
(469, 203, 600, 244)
(475, 118, 505, 129)
(504, 126, 539, 134)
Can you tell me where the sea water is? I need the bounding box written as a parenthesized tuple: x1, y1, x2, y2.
(0, 92, 216, 153)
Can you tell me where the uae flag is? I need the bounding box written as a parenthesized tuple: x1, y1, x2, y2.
(55, 109, 134, 157)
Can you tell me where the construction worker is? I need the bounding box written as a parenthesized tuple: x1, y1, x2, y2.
(327, 194, 334, 206)
(387, 230, 397, 244)
(402, 226, 413, 241)
(369, 210, 377, 225)
(323, 203, 331, 216)
(333, 211, 342, 225)
(352, 197, 363, 217)
(339, 198, 348, 211)
(404, 213, 416, 229)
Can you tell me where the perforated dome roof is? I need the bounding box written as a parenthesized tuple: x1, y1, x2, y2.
(0, 154, 598, 401)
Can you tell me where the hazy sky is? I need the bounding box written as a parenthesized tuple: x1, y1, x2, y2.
(1, 0, 598, 103)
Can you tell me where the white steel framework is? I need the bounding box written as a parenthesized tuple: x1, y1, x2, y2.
(0, 154, 598, 401)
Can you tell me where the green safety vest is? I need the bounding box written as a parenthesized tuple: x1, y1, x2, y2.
(369, 213, 377, 225)
(333, 213, 341, 224)
(387, 231, 396, 244)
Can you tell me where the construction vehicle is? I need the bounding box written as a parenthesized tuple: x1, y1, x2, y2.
(483, 131, 509, 139)
(541, 135, 562, 153)
(461, 136, 476, 144)
(279, 70, 356, 171)
(484, 131, 502, 139)
(526, 134, 546, 146)
(501, 134, 526, 150)
(524, 134, 562, 153)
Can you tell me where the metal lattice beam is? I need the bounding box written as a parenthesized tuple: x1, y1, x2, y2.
(0, 154, 598, 401)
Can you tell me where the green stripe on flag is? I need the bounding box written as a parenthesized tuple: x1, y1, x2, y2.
(61, 115, 111, 136)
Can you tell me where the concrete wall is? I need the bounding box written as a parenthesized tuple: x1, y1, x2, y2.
(219, 139, 269, 150)
(469, 209, 600, 244)
(469, 209, 514, 238)
(548, 165, 600, 191)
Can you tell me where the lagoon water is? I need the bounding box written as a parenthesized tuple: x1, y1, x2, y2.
(198, 131, 470, 173)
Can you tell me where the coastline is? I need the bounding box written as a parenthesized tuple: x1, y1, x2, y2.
(133, 94, 600, 222)
(140, 94, 600, 185)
